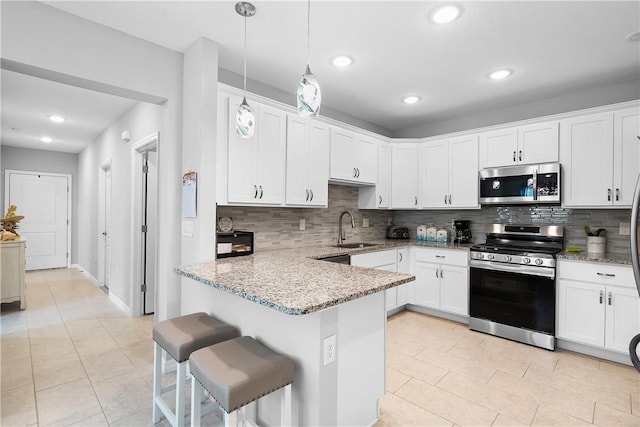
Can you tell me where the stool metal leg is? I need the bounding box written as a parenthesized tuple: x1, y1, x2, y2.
(152, 342, 162, 423)
(281, 384, 292, 427)
(190, 375, 202, 427)
(176, 361, 187, 426)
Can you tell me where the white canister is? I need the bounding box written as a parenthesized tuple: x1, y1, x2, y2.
(417, 225, 427, 241)
(426, 226, 437, 242)
(587, 236, 606, 254)
(436, 229, 448, 243)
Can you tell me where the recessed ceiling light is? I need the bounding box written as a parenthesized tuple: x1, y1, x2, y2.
(40, 136, 53, 143)
(488, 69, 513, 80)
(626, 30, 640, 42)
(331, 55, 353, 68)
(431, 4, 461, 24)
(403, 95, 421, 105)
(48, 115, 66, 123)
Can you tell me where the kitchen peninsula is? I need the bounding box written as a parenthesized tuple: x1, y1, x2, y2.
(176, 244, 415, 426)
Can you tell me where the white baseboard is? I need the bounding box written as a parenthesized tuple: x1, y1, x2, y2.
(109, 292, 132, 316)
(71, 264, 100, 286)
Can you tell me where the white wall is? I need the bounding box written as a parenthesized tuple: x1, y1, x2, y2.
(78, 102, 162, 310)
(1, 1, 184, 320)
(1, 146, 79, 263)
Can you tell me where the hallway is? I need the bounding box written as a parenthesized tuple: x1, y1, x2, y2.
(1, 268, 160, 426)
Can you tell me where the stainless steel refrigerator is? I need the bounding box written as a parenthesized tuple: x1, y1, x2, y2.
(630, 173, 640, 371)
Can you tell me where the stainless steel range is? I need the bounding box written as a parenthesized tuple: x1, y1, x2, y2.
(469, 224, 564, 350)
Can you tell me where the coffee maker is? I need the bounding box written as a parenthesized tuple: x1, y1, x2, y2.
(453, 220, 472, 244)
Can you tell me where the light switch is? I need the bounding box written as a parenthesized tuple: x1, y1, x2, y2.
(299, 218, 306, 231)
(363, 217, 370, 228)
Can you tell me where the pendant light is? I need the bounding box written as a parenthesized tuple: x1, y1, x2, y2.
(235, 2, 256, 138)
(297, 0, 321, 117)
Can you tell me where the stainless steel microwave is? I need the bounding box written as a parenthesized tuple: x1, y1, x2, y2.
(479, 162, 561, 205)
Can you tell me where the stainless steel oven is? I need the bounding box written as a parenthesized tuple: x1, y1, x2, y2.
(469, 224, 563, 350)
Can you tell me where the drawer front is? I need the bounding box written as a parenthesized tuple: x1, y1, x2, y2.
(351, 249, 397, 269)
(557, 260, 634, 288)
(414, 248, 468, 267)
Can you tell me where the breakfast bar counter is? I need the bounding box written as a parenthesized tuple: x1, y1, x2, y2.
(177, 244, 415, 426)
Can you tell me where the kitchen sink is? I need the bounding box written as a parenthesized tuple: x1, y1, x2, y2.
(334, 242, 378, 249)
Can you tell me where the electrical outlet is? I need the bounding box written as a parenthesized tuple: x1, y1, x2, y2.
(620, 222, 631, 236)
(299, 218, 306, 231)
(323, 334, 336, 366)
(363, 217, 370, 228)
(387, 218, 393, 226)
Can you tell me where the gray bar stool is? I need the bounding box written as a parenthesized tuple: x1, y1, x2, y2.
(189, 336, 295, 427)
(153, 312, 239, 427)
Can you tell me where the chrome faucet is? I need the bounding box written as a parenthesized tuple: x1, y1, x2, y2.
(338, 210, 356, 246)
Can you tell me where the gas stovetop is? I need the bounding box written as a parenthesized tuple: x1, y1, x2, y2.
(470, 224, 564, 268)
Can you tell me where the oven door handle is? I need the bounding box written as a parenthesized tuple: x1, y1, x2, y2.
(470, 259, 555, 279)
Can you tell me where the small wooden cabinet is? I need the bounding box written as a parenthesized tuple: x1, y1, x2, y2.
(1, 240, 26, 309)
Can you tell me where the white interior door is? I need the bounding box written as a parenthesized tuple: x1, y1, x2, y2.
(98, 165, 112, 289)
(143, 150, 157, 314)
(6, 171, 69, 270)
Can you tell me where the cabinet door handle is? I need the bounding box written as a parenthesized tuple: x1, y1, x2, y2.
(599, 290, 604, 304)
(518, 150, 522, 162)
(608, 291, 612, 306)
(310, 189, 314, 201)
(353, 168, 357, 178)
(448, 194, 452, 205)
(435, 255, 445, 258)
(398, 252, 403, 262)
(435, 268, 439, 279)
(607, 188, 611, 202)
(513, 151, 516, 162)
(615, 188, 620, 201)
(444, 194, 448, 204)
(440, 268, 444, 278)
(357, 168, 360, 178)
(254, 185, 258, 198)
(305, 189, 309, 201)
(414, 196, 418, 206)
(378, 195, 382, 205)
(259, 185, 264, 199)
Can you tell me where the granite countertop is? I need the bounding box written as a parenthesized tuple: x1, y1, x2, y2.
(557, 250, 633, 266)
(176, 241, 427, 316)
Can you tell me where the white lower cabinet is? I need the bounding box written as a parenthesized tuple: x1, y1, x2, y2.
(413, 248, 469, 317)
(557, 260, 640, 355)
(351, 248, 409, 314)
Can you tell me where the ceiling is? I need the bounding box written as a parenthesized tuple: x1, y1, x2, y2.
(1, 70, 137, 153)
(2, 1, 639, 153)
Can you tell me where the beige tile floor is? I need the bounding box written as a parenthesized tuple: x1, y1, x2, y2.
(1, 268, 639, 426)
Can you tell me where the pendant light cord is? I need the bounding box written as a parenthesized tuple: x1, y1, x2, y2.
(306, 0, 310, 66)
(243, 12, 247, 96)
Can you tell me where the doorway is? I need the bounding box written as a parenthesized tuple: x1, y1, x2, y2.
(4, 170, 71, 270)
(132, 133, 159, 316)
(98, 162, 112, 289)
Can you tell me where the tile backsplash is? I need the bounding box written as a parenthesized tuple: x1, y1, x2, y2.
(219, 185, 634, 255)
(393, 206, 633, 254)
(217, 185, 391, 251)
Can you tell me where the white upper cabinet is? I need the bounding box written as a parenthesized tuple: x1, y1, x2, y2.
(227, 96, 286, 205)
(391, 143, 419, 209)
(359, 140, 390, 209)
(613, 107, 640, 206)
(561, 112, 615, 207)
(479, 121, 559, 168)
(285, 114, 330, 207)
(330, 128, 378, 184)
(420, 135, 479, 209)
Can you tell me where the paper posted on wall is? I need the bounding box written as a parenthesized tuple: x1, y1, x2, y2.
(182, 171, 197, 218)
